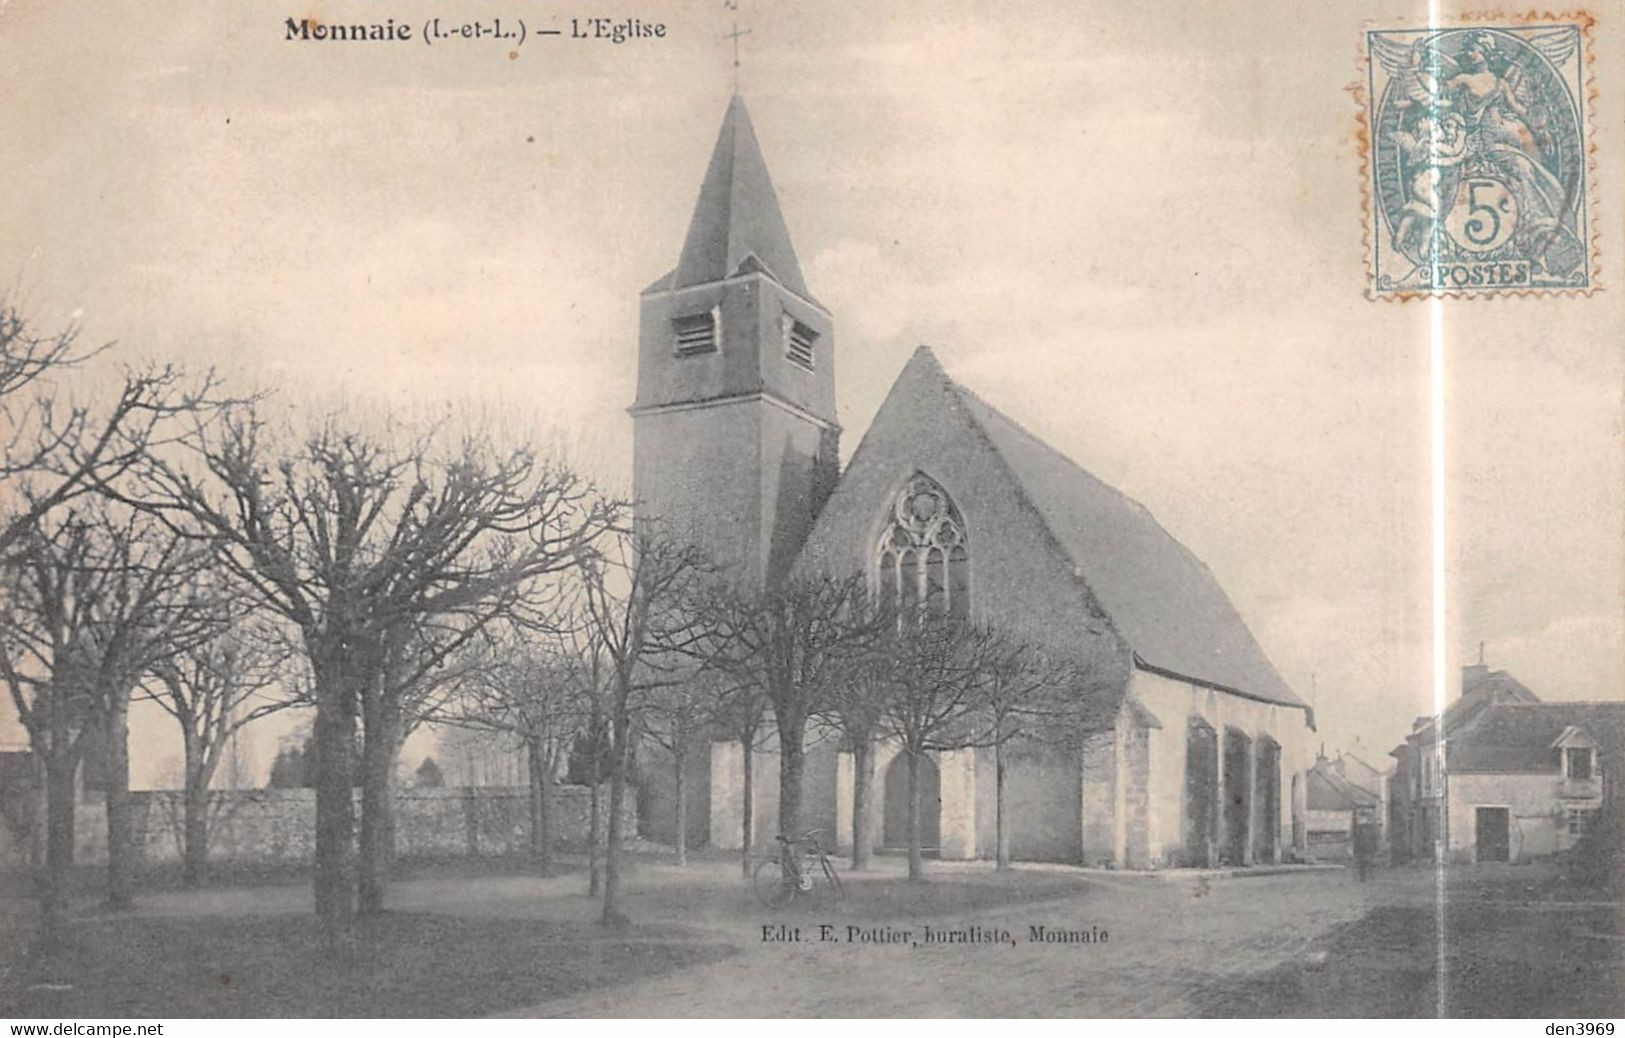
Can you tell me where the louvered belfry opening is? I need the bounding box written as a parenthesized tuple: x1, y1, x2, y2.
(784, 316, 817, 370)
(671, 308, 719, 356)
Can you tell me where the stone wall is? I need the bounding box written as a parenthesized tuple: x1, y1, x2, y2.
(709, 730, 841, 852)
(1079, 729, 1117, 866)
(28, 785, 633, 868)
(978, 742, 1083, 864)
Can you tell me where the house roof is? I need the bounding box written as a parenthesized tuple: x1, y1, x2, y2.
(1341, 752, 1380, 775)
(1448, 701, 1625, 773)
(1334, 753, 1385, 795)
(916, 348, 1304, 710)
(649, 94, 812, 300)
(1307, 759, 1381, 811)
(1404, 668, 1542, 747)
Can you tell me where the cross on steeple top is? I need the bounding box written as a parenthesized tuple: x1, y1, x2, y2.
(722, 0, 750, 91)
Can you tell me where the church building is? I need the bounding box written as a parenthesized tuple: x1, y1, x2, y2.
(631, 95, 1316, 869)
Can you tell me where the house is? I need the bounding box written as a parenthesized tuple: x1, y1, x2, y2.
(1389, 658, 1623, 864)
(632, 94, 1317, 869)
(1304, 754, 1381, 860)
(1440, 701, 1624, 863)
(1332, 751, 1389, 843)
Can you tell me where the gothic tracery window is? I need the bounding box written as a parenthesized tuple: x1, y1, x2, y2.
(874, 473, 969, 622)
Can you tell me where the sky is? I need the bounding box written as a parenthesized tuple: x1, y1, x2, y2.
(1, 0, 1621, 782)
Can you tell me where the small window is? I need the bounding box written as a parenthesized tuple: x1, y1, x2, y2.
(783, 315, 817, 370)
(672, 308, 719, 356)
(1567, 807, 1599, 837)
(1565, 747, 1593, 780)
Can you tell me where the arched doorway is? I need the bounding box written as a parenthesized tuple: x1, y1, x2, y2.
(882, 751, 940, 852)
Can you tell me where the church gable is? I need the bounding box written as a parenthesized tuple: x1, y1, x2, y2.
(798, 345, 1302, 713)
(794, 347, 1133, 708)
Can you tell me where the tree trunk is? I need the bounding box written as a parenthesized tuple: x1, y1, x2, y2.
(526, 735, 544, 860)
(357, 700, 402, 916)
(673, 745, 687, 867)
(29, 752, 46, 871)
(312, 665, 358, 940)
(777, 718, 806, 839)
(538, 741, 553, 867)
(739, 738, 754, 878)
(995, 738, 1011, 871)
(181, 727, 209, 887)
(906, 749, 924, 882)
(587, 778, 602, 897)
(851, 737, 874, 870)
(42, 750, 77, 937)
(182, 781, 210, 888)
(600, 716, 630, 927)
(103, 694, 135, 910)
(526, 734, 554, 868)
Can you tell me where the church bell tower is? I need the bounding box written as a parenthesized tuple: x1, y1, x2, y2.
(630, 95, 839, 589)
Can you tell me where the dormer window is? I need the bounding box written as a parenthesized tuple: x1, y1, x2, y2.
(783, 315, 817, 371)
(672, 308, 719, 356)
(1565, 747, 1593, 781)
(1554, 726, 1599, 782)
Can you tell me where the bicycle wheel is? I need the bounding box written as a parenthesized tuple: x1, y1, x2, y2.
(754, 856, 796, 909)
(819, 855, 844, 901)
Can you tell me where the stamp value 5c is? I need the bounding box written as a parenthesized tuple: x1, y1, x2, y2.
(1363, 20, 1595, 298)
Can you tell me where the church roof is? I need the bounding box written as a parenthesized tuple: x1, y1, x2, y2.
(652, 94, 811, 300)
(911, 347, 1307, 711)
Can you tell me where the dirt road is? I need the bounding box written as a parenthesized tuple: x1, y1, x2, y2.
(514, 861, 1404, 1017)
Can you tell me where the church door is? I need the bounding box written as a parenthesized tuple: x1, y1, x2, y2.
(882, 751, 940, 852)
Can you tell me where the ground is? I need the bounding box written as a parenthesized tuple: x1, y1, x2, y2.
(1, 853, 1619, 1017)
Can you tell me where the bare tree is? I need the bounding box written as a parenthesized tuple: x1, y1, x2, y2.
(357, 611, 512, 913)
(708, 674, 771, 877)
(1, 521, 102, 935)
(0, 503, 219, 924)
(876, 616, 992, 882)
(561, 626, 613, 897)
(0, 306, 83, 402)
(87, 511, 221, 910)
(146, 618, 301, 885)
(120, 410, 618, 938)
(823, 652, 894, 871)
(447, 630, 579, 867)
(642, 667, 714, 866)
(962, 625, 1099, 871)
(696, 573, 877, 840)
(0, 306, 227, 560)
(576, 531, 708, 927)
(551, 619, 615, 896)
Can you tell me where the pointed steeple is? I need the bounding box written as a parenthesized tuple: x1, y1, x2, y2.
(671, 94, 809, 297)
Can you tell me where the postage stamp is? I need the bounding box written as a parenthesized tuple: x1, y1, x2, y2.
(1362, 19, 1596, 298)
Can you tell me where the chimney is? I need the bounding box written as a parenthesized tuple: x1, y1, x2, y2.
(1460, 641, 1490, 693)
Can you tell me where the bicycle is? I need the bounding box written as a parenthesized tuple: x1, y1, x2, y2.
(753, 828, 845, 909)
